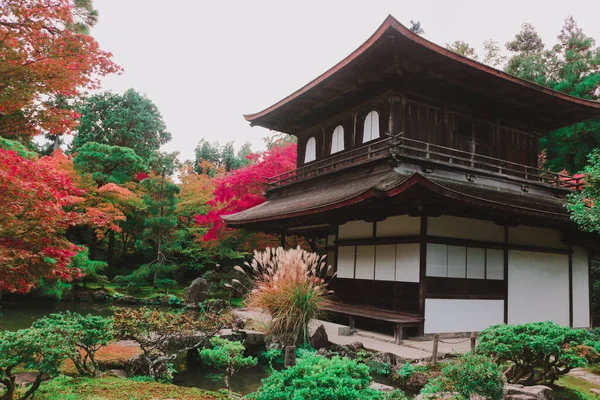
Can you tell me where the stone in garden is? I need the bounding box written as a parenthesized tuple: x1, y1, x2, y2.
(347, 341, 365, 352)
(338, 326, 353, 336)
(91, 290, 108, 302)
(75, 290, 92, 302)
(503, 384, 553, 400)
(405, 371, 429, 390)
(309, 324, 329, 350)
(184, 278, 208, 305)
(370, 351, 397, 367)
(106, 369, 128, 378)
(205, 298, 227, 313)
(369, 382, 394, 392)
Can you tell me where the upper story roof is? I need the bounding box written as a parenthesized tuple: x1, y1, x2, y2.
(244, 15, 600, 135)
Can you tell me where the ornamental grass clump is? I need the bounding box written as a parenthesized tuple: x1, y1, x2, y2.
(232, 246, 332, 346)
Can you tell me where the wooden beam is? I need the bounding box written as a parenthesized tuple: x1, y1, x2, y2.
(504, 226, 509, 324)
(419, 215, 427, 336)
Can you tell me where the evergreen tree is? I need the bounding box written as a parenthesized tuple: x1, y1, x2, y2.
(140, 151, 181, 264)
(72, 89, 171, 160)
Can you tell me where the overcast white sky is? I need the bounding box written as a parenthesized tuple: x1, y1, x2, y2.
(91, 0, 600, 163)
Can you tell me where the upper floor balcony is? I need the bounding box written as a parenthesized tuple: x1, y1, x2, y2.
(265, 133, 584, 192)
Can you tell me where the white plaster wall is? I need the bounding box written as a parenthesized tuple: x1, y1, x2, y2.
(396, 243, 420, 283)
(337, 246, 355, 278)
(375, 245, 396, 281)
(573, 246, 590, 328)
(376, 215, 420, 237)
(508, 250, 569, 326)
(424, 299, 504, 334)
(508, 226, 567, 249)
(355, 245, 375, 280)
(428, 216, 504, 243)
(338, 220, 373, 240)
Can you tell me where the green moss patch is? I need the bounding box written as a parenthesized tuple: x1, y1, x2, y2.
(554, 376, 600, 400)
(36, 376, 227, 400)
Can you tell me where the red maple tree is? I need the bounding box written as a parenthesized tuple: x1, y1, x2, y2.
(196, 143, 297, 241)
(0, 149, 84, 292)
(0, 0, 121, 137)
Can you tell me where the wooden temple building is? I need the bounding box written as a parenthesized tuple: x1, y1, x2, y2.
(224, 16, 600, 337)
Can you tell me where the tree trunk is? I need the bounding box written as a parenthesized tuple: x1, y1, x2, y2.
(107, 230, 115, 267)
(224, 374, 232, 398)
(20, 375, 42, 400)
(89, 229, 98, 260)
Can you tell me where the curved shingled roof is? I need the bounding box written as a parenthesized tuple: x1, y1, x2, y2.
(244, 15, 600, 134)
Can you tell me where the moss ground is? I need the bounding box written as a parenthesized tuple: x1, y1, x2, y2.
(36, 376, 227, 400)
(554, 376, 600, 400)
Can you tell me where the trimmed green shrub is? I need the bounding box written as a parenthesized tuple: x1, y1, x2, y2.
(249, 353, 383, 400)
(32, 311, 113, 377)
(421, 352, 504, 400)
(0, 327, 71, 400)
(155, 278, 178, 293)
(396, 362, 415, 386)
(477, 322, 600, 386)
(199, 337, 257, 397)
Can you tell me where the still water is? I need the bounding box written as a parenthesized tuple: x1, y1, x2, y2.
(0, 302, 114, 331)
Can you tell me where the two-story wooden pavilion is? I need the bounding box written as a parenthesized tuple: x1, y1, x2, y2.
(224, 16, 600, 337)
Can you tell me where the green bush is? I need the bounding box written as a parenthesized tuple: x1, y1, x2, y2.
(477, 322, 600, 386)
(421, 352, 504, 400)
(260, 348, 282, 370)
(0, 327, 71, 400)
(199, 337, 257, 397)
(32, 311, 113, 377)
(249, 353, 383, 400)
(396, 362, 415, 386)
(155, 278, 178, 292)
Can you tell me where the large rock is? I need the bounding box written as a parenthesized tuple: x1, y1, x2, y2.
(310, 324, 329, 350)
(184, 278, 208, 305)
(204, 299, 227, 313)
(91, 290, 108, 302)
(370, 352, 398, 367)
(347, 341, 365, 352)
(106, 369, 128, 379)
(503, 384, 553, 400)
(405, 371, 429, 390)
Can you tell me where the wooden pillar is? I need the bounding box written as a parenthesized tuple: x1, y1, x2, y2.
(418, 215, 427, 336)
(280, 232, 286, 248)
(569, 245, 574, 327)
(503, 226, 509, 324)
(352, 112, 358, 150)
(321, 127, 327, 160)
(431, 334, 439, 366)
(388, 97, 395, 135)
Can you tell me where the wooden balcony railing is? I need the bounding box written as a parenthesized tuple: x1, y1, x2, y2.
(265, 134, 584, 191)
